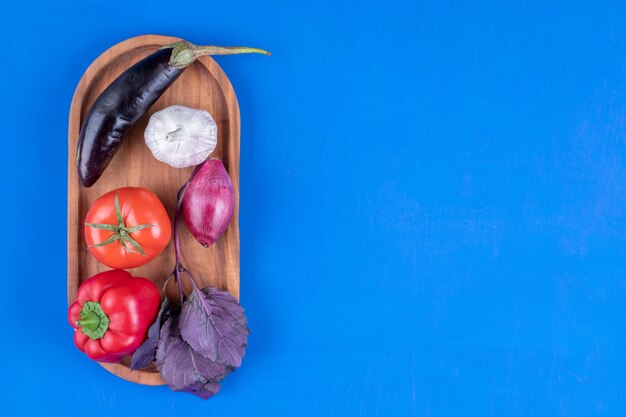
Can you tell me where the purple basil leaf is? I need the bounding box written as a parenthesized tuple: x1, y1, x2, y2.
(203, 287, 249, 327)
(131, 298, 172, 370)
(179, 286, 249, 367)
(182, 381, 222, 400)
(156, 316, 234, 398)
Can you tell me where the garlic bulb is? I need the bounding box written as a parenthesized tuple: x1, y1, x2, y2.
(144, 105, 217, 168)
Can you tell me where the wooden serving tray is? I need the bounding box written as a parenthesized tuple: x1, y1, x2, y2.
(67, 35, 241, 386)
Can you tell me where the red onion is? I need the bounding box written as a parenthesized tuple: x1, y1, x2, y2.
(182, 159, 235, 247)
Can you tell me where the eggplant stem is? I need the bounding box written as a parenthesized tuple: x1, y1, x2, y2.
(165, 40, 271, 68)
(191, 45, 271, 57)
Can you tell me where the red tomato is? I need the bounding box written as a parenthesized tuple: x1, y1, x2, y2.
(84, 187, 171, 269)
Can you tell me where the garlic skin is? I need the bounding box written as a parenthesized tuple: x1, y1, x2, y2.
(144, 105, 217, 168)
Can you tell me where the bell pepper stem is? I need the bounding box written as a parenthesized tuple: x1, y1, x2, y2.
(77, 301, 110, 340)
(78, 310, 101, 330)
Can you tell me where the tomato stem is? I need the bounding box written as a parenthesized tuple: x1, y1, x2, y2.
(85, 192, 153, 256)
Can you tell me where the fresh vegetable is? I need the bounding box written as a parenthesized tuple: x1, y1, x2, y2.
(144, 105, 217, 168)
(84, 187, 171, 269)
(131, 174, 248, 399)
(76, 40, 270, 187)
(68, 270, 160, 363)
(183, 159, 234, 247)
(179, 286, 248, 368)
(156, 315, 235, 399)
(130, 298, 172, 370)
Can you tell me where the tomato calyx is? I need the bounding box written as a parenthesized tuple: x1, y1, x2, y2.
(85, 192, 153, 256)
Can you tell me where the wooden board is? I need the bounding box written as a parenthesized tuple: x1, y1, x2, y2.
(67, 34, 241, 386)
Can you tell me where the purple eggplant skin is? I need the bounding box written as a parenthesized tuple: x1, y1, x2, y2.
(76, 48, 184, 187)
(183, 159, 235, 247)
(76, 41, 271, 187)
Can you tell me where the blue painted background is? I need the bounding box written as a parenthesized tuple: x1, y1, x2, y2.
(2, 0, 626, 415)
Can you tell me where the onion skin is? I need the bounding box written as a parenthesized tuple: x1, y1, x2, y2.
(183, 159, 234, 247)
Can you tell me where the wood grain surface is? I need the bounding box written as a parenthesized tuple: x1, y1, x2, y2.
(67, 34, 241, 386)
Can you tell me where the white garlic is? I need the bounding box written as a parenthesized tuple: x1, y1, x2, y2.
(144, 105, 218, 168)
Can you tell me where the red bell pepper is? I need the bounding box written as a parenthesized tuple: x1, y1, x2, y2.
(68, 269, 160, 363)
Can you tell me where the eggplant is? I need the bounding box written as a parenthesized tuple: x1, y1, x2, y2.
(76, 40, 270, 187)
